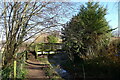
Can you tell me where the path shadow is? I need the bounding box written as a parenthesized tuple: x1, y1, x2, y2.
(26, 60, 49, 67)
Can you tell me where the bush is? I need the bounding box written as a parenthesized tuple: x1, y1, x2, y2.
(106, 39, 120, 63)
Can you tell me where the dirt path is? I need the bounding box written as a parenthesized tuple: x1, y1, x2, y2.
(26, 53, 47, 80)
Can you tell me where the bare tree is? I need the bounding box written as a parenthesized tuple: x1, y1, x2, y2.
(0, 1, 76, 78)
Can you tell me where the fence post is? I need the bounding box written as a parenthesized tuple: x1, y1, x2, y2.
(35, 45, 38, 59)
(14, 53, 18, 79)
(14, 60, 17, 79)
(25, 51, 28, 60)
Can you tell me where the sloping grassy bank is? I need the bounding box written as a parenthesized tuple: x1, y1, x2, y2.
(48, 52, 120, 80)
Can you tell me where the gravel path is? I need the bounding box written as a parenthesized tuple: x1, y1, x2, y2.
(26, 53, 47, 80)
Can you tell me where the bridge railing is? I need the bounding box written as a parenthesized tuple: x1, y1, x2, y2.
(35, 43, 63, 51)
(33, 43, 64, 57)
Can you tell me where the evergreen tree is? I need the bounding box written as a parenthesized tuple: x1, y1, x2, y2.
(47, 35, 58, 43)
(62, 2, 112, 61)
